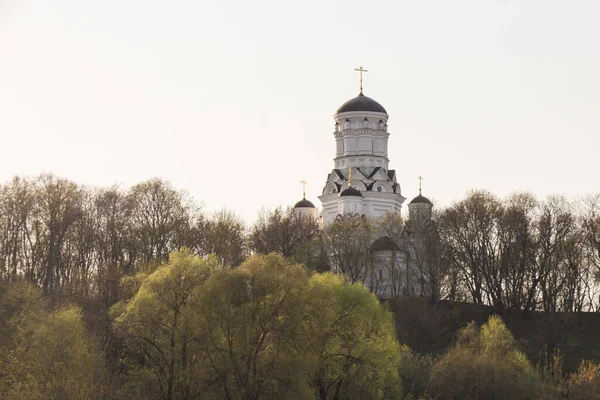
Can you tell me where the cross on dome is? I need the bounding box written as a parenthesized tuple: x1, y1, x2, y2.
(354, 66, 368, 94)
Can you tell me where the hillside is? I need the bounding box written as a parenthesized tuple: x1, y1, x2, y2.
(391, 299, 600, 373)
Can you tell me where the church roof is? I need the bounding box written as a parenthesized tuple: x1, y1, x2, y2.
(336, 93, 387, 114)
(339, 186, 363, 197)
(409, 194, 432, 204)
(294, 198, 315, 208)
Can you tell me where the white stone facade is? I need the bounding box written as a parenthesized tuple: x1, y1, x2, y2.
(318, 97, 406, 226)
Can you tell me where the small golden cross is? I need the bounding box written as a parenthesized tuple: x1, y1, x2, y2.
(354, 66, 368, 94)
(417, 176, 424, 195)
(300, 180, 307, 199)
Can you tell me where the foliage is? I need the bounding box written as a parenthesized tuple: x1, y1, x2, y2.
(397, 345, 433, 399)
(566, 359, 600, 399)
(4, 305, 104, 399)
(112, 248, 218, 400)
(429, 315, 539, 400)
(196, 253, 310, 399)
(305, 273, 403, 399)
(111, 251, 404, 399)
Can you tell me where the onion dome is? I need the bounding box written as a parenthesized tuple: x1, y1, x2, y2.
(409, 194, 432, 204)
(336, 93, 387, 114)
(294, 198, 315, 208)
(339, 186, 363, 197)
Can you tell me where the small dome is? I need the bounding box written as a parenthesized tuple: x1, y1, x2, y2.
(336, 93, 387, 114)
(294, 198, 315, 208)
(339, 186, 363, 197)
(409, 194, 432, 205)
(370, 236, 401, 252)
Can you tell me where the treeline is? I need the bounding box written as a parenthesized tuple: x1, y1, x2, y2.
(1, 174, 600, 398)
(1, 251, 599, 399)
(0, 175, 248, 306)
(0, 174, 599, 313)
(438, 191, 600, 313)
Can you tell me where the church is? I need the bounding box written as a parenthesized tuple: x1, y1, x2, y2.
(292, 68, 439, 300)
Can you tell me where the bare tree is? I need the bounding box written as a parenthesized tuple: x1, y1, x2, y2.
(249, 207, 320, 257)
(325, 214, 375, 284)
(497, 192, 539, 312)
(580, 194, 600, 281)
(535, 196, 578, 313)
(125, 178, 198, 267)
(202, 209, 247, 268)
(402, 212, 448, 304)
(439, 190, 503, 308)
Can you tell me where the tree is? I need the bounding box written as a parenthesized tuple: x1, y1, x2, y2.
(195, 255, 403, 400)
(0, 177, 36, 282)
(372, 212, 408, 299)
(428, 315, 539, 400)
(249, 207, 319, 257)
(439, 190, 503, 308)
(325, 214, 376, 284)
(125, 179, 199, 267)
(400, 210, 448, 303)
(497, 192, 538, 312)
(304, 273, 403, 399)
(195, 253, 310, 399)
(567, 359, 600, 399)
(112, 249, 218, 400)
(202, 209, 247, 268)
(535, 196, 579, 313)
(4, 304, 104, 399)
(94, 186, 130, 307)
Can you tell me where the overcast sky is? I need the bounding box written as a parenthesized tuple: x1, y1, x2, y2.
(1, 0, 599, 224)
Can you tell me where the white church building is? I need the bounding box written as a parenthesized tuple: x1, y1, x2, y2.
(292, 72, 437, 300)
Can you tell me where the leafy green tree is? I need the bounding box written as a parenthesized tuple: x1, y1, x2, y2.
(196, 253, 310, 399)
(429, 315, 538, 400)
(4, 305, 104, 399)
(112, 249, 218, 400)
(304, 273, 403, 400)
(0, 281, 45, 396)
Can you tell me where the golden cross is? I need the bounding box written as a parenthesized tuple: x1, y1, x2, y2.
(300, 180, 307, 199)
(354, 66, 368, 94)
(417, 176, 424, 195)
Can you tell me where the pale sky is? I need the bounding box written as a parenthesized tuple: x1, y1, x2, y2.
(1, 0, 599, 224)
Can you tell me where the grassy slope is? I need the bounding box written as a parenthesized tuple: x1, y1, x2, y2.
(390, 298, 600, 373)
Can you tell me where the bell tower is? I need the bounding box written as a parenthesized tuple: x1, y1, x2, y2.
(319, 68, 405, 226)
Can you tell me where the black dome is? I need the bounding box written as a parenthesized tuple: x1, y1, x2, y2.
(294, 198, 315, 208)
(410, 194, 432, 205)
(370, 236, 401, 252)
(336, 93, 387, 114)
(339, 186, 363, 197)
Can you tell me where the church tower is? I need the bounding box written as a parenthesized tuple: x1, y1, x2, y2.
(319, 68, 405, 225)
(408, 176, 433, 224)
(293, 180, 318, 220)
